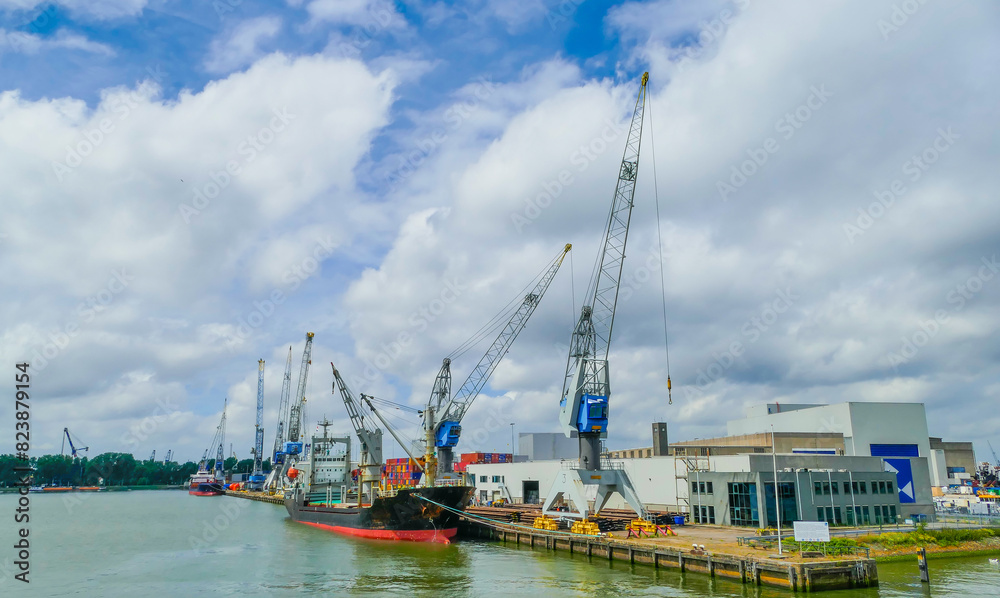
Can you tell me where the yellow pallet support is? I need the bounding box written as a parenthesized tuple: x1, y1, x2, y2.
(533, 516, 558, 531)
(571, 519, 601, 535)
(629, 519, 659, 535)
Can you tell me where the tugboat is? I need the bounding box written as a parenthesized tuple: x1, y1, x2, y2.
(282, 418, 472, 543)
(189, 400, 228, 497)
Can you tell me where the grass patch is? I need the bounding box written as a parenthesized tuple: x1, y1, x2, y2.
(858, 526, 1000, 548)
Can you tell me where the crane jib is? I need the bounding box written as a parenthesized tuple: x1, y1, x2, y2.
(559, 72, 649, 439)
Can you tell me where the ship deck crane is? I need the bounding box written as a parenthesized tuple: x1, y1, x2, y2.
(250, 359, 266, 489)
(61, 428, 89, 458)
(203, 400, 228, 480)
(544, 72, 655, 520)
(423, 244, 572, 486)
(264, 347, 294, 491)
(331, 363, 384, 504)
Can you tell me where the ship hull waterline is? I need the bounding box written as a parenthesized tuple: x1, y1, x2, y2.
(284, 485, 473, 544)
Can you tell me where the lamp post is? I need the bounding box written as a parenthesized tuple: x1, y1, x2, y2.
(510, 423, 515, 456)
(772, 424, 783, 555)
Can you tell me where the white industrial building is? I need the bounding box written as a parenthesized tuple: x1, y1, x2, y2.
(469, 402, 950, 525)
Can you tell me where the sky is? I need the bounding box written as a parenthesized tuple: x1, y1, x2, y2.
(1, 0, 998, 467)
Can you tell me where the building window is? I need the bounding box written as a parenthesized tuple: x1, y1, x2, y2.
(728, 482, 759, 527)
(479, 476, 487, 483)
(879, 481, 887, 495)
(859, 481, 867, 494)
(862, 506, 870, 525)
(708, 506, 715, 524)
(814, 481, 822, 495)
(823, 482, 831, 495)
(874, 505, 883, 525)
(844, 482, 851, 494)
(846, 507, 855, 526)
(832, 481, 839, 495)
(889, 505, 897, 522)
(706, 481, 714, 494)
(692, 481, 698, 495)
(492, 475, 504, 483)
(887, 481, 894, 494)
(834, 507, 843, 525)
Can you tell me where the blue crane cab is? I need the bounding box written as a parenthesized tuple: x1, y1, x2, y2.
(576, 395, 608, 434)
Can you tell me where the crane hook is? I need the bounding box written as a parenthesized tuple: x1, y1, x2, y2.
(667, 376, 672, 405)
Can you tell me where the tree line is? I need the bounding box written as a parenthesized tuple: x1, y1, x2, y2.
(0, 453, 272, 488)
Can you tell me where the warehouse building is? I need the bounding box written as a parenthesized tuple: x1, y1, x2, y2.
(469, 401, 952, 524)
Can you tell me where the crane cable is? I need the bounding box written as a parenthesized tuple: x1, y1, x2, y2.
(647, 86, 673, 406)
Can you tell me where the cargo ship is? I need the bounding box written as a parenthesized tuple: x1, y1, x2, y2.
(282, 419, 472, 543)
(190, 399, 228, 496)
(188, 469, 225, 496)
(284, 484, 472, 543)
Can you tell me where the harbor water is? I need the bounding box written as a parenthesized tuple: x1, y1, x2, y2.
(2, 491, 998, 596)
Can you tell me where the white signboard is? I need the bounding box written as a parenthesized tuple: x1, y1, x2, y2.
(793, 521, 830, 542)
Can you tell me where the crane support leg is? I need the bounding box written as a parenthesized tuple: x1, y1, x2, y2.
(543, 468, 646, 520)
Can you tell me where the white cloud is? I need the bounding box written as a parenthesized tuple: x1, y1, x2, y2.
(205, 16, 283, 74)
(299, 0, 403, 28)
(0, 53, 395, 460)
(0, 28, 115, 55)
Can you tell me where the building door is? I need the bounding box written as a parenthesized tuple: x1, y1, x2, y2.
(523, 480, 540, 504)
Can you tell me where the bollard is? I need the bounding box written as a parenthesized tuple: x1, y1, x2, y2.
(917, 547, 930, 583)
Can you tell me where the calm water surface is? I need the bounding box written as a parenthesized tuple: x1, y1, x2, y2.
(2, 491, 997, 597)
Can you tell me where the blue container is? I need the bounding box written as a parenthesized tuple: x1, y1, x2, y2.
(673, 515, 685, 525)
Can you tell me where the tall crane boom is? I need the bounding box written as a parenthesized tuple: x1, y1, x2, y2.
(61, 428, 89, 458)
(425, 244, 571, 483)
(207, 400, 227, 480)
(331, 363, 383, 503)
(559, 72, 648, 469)
(271, 347, 294, 463)
(286, 332, 315, 444)
(251, 359, 266, 486)
(164, 449, 172, 464)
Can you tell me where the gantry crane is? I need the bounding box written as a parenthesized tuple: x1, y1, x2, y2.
(250, 359, 266, 489)
(264, 347, 293, 491)
(61, 428, 89, 458)
(544, 72, 652, 520)
(331, 363, 384, 504)
(422, 244, 571, 486)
